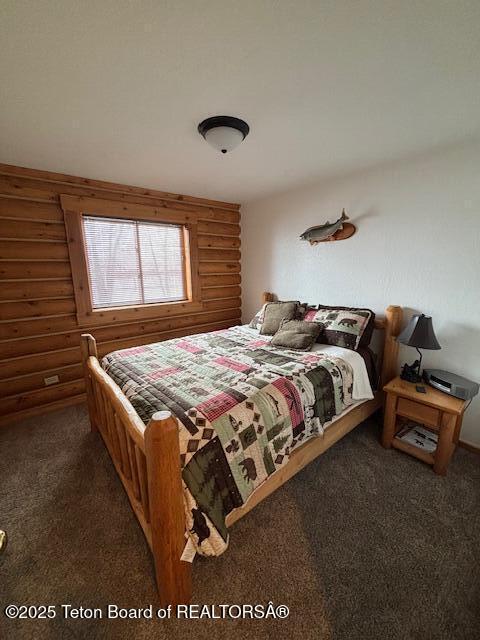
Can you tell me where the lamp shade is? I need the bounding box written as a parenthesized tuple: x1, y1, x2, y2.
(397, 314, 441, 350)
(203, 126, 245, 154)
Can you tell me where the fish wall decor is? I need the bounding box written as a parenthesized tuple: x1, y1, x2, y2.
(300, 209, 356, 244)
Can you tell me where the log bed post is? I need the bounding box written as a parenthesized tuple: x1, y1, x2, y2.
(80, 333, 99, 432)
(145, 410, 192, 607)
(380, 305, 403, 387)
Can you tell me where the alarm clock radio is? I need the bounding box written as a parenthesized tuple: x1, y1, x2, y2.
(423, 369, 479, 400)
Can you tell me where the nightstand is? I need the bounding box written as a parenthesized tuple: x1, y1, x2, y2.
(382, 376, 468, 475)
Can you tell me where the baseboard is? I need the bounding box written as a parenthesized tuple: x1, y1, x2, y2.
(458, 440, 480, 455)
(0, 394, 86, 428)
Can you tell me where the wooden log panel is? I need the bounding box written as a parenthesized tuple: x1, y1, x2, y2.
(0, 240, 69, 261)
(198, 297, 241, 311)
(1, 348, 82, 380)
(0, 297, 241, 340)
(200, 274, 241, 287)
(0, 364, 84, 398)
(1, 380, 86, 414)
(0, 198, 64, 222)
(0, 261, 71, 279)
(0, 308, 241, 358)
(0, 167, 240, 211)
(197, 234, 240, 249)
(0, 279, 73, 302)
(199, 261, 240, 274)
(201, 285, 242, 301)
(199, 248, 240, 262)
(0, 219, 66, 241)
(0, 314, 79, 340)
(0, 298, 76, 320)
(0, 164, 241, 424)
(197, 220, 240, 236)
(0, 174, 240, 219)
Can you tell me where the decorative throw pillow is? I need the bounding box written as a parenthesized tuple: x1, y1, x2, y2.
(249, 304, 267, 330)
(271, 319, 322, 351)
(249, 300, 300, 332)
(296, 302, 314, 320)
(259, 301, 298, 335)
(305, 305, 375, 350)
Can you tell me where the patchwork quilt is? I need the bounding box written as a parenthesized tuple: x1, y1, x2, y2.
(102, 325, 356, 556)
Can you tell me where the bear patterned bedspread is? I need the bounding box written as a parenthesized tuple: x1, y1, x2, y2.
(101, 324, 370, 556)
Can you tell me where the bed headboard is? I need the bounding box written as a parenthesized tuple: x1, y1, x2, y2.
(261, 292, 402, 388)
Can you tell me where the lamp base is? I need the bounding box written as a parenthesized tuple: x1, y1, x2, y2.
(400, 359, 422, 383)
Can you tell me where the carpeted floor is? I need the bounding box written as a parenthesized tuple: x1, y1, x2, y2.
(1, 404, 479, 640)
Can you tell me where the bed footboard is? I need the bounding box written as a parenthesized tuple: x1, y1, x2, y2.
(80, 334, 191, 606)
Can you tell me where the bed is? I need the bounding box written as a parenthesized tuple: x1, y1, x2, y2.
(80, 292, 402, 605)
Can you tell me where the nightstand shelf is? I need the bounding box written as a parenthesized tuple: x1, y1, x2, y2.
(393, 434, 435, 466)
(382, 377, 468, 475)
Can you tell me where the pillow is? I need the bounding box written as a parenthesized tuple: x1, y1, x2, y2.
(259, 301, 298, 335)
(305, 305, 375, 350)
(271, 319, 322, 351)
(249, 304, 267, 330)
(249, 299, 299, 332)
(296, 302, 315, 320)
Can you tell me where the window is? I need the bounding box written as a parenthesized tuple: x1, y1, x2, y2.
(61, 194, 202, 325)
(83, 216, 186, 309)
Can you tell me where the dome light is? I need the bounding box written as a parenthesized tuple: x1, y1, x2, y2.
(198, 116, 250, 154)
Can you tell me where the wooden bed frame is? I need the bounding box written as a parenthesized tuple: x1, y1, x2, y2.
(80, 292, 402, 605)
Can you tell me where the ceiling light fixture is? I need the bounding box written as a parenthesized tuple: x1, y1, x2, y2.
(198, 116, 250, 154)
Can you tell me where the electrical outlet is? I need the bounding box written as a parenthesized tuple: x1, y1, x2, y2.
(44, 375, 59, 386)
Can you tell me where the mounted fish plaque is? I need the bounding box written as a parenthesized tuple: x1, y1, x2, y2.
(300, 209, 356, 245)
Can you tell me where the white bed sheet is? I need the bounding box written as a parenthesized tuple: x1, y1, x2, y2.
(310, 344, 374, 401)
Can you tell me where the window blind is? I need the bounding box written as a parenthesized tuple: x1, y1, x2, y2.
(83, 216, 186, 309)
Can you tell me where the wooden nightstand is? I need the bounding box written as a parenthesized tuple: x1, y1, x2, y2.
(382, 376, 468, 475)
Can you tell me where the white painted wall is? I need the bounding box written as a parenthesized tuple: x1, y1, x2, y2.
(241, 140, 480, 445)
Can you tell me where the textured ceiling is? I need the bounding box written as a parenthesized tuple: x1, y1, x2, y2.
(1, 0, 479, 203)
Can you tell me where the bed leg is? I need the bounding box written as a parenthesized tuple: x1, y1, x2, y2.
(80, 333, 99, 432)
(145, 411, 192, 607)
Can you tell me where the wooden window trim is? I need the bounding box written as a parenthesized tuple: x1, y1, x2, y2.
(61, 195, 202, 326)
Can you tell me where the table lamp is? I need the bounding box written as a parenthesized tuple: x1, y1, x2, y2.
(397, 314, 441, 383)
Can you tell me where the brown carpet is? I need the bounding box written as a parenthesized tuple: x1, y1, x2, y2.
(1, 404, 479, 639)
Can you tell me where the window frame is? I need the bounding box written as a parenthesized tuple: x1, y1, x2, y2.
(82, 215, 189, 309)
(61, 195, 202, 326)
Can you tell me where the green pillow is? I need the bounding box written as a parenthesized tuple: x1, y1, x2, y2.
(270, 319, 322, 350)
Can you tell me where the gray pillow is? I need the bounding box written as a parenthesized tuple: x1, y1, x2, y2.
(270, 319, 323, 350)
(259, 301, 298, 335)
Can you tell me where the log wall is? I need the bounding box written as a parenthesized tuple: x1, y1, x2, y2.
(0, 164, 241, 425)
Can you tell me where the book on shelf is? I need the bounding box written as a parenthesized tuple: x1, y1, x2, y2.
(395, 422, 438, 453)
